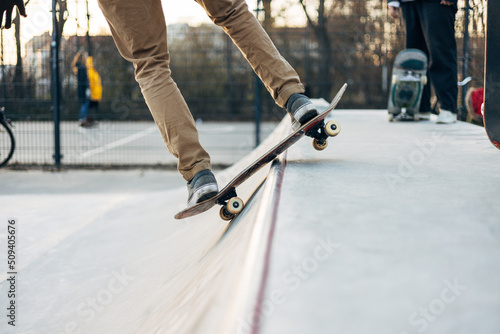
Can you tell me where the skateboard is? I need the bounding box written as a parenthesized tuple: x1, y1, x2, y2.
(483, 1, 500, 150)
(388, 49, 428, 122)
(175, 83, 347, 220)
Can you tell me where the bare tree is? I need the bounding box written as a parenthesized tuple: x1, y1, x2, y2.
(298, 0, 332, 98)
(262, 0, 274, 29)
(55, 0, 68, 45)
(12, 0, 34, 98)
(13, 9, 23, 98)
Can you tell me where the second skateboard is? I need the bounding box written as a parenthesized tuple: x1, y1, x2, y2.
(388, 49, 428, 122)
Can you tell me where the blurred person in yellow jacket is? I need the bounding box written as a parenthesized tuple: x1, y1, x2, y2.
(85, 56, 102, 127)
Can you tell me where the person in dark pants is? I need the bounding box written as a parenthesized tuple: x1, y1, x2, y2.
(388, 0, 458, 123)
(71, 51, 91, 127)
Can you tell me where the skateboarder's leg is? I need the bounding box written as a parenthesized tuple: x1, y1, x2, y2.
(97, 0, 211, 182)
(195, 0, 305, 108)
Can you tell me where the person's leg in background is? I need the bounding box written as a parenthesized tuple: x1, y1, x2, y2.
(420, 1, 458, 123)
(79, 99, 89, 126)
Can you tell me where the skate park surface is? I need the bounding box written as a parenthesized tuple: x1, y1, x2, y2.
(1, 107, 500, 334)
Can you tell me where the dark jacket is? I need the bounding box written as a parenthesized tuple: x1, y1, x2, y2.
(76, 62, 89, 101)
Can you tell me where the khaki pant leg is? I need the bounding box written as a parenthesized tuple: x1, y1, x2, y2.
(195, 0, 304, 107)
(97, 0, 211, 181)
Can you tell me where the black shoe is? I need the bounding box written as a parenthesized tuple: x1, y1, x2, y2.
(286, 93, 319, 129)
(187, 170, 219, 207)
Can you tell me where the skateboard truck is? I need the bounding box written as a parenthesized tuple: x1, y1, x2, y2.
(216, 188, 244, 221)
(390, 107, 415, 121)
(306, 119, 341, 151)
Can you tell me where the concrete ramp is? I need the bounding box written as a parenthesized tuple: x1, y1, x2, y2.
(260, 110, 500, 334)
(0, 119, 290, 334)
(2, 108, 500, 334)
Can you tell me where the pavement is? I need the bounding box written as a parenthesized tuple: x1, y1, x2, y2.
(260, 111, 500, 334)
(1, 109, 499, 334)
(10, 121, 277, 166)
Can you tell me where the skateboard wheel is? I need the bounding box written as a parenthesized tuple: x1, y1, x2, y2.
(227, 197, 244, 215)
(313, 138, 328, 151)
(325, 120, 341, 137)
(219, 206, 234, 221)
(392, 74, 398, 85)
(421, 75, 428, 85)
(388, 113, 394, 122)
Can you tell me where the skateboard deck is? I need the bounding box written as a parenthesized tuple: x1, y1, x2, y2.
(483, 1, 500, 150)
(175, 83, 347, 220)
(388, 49, 428, 121)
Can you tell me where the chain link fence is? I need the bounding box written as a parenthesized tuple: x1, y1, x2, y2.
(0, 0, 487, 167)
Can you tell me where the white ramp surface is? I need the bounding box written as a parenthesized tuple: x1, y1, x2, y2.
(260, 110, 500, 334)
(1, 110, 500, 334)
(0, 121, 289, 334)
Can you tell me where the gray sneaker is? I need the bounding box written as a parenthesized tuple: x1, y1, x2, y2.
(187, 169, 219, 207)
(286, 93, 319, 129)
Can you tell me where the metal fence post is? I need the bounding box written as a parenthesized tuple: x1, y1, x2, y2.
(1, 29, 7, 107)
(52, 0, 62, 167)
(253, 0, 263, 148)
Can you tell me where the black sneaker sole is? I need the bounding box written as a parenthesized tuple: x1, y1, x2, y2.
(299, 109, 319, 125)
(197, 191, 218, 203)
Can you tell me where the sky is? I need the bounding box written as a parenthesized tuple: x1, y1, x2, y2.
(1, 0, 261, 64)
